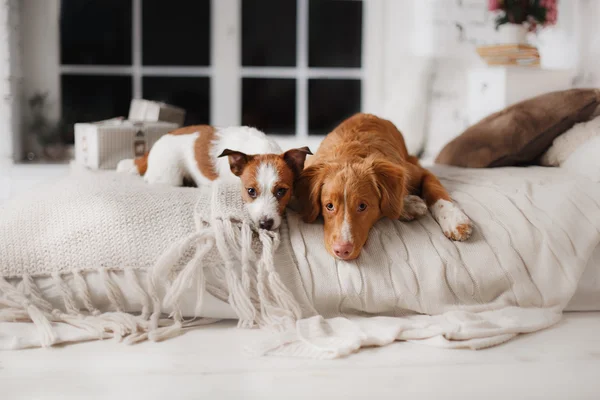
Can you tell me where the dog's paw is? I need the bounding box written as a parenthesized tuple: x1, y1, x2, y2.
(430, 199, 473, 241)
(116, 159, 140, 175)
(399, 195, 428, 221)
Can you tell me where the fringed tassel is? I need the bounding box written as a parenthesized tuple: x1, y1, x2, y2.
(148, 230, 208, 330)
(52, 272, 81, 315)
(0, 276, 55, 347)
(22, 274, 54, 313)
(100, 268, 127, 313)
(72, 270, 101, 316)
(213, 219, 257, 328)
(163, 236, 213, 312)
(147, 272, 163, 331)
(124, 268, 152, 320)
(256, 230, 302, 330)
(240, 223, 258, 295)
(149, 310, 184, 342)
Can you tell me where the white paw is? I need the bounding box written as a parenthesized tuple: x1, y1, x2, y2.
(116, 159, 139, 175)
(430, 199, 473, 241)
(400, 195, 428, 221)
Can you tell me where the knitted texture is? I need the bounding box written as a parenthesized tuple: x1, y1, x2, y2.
(0, 164, 302, 344)
(260, 165, 600, 357)
(2, 164, 600, 358)
(0, 164, 198, 277)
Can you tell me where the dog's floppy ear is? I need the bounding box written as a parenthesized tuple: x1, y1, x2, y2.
(218, 149, 253, 176)
(372, 160, 406, 220)
(283, 146, 312, 179)
(295, 162, 326, 223)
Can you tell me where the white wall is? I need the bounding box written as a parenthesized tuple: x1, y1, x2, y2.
(0, 0, 21, 165)
(411, 0, 600, 158)
(20, 0, 61, 159)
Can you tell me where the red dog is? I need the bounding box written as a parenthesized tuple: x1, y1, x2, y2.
(296, 113, 472, 260)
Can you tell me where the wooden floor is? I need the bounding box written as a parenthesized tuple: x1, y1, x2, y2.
(2, 312, 600, 400)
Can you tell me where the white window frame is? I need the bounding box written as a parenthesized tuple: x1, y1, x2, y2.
(16, 0, 385, 161)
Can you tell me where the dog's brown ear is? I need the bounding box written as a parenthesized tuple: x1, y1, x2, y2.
(371, 160, 406, 220)
(283, 146, 313, 179)
(295, 162, 326, 223)
(218, 149, 253, 176)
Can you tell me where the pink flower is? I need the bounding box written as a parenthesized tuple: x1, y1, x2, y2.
(541, 0, 558, 26)
(488, 0, 501, 11)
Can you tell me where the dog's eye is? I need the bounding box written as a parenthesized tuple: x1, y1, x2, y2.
(358, 203, 367, 212)
(325, 203, 334, 211)
(275, 188, 288, 198)
(247, 188, 257, 198)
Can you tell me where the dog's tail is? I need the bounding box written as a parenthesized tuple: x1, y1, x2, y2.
(116, 152, 149, 176)
(134, 152, 149, 175)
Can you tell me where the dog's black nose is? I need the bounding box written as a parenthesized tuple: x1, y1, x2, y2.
(259, 218, 274, 231)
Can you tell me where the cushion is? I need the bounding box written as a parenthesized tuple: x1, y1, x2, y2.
(541, 115, 600, 167)
(435, 89, 600, 168)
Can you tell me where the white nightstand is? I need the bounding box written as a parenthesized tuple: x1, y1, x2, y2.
(467, 66, 574, 125)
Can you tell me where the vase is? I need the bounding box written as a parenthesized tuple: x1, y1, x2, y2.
(496, 24, 528, 45)
(535, 27, 575, 69)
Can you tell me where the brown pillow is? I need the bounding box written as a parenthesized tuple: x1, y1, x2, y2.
(435, 89, 600, 168)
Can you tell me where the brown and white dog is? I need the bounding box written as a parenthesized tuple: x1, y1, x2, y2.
(117, 125, 311, 231)
(296, 113, 472, 260)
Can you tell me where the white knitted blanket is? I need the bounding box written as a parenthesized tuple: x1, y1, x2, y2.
(1, 165, 600, 357)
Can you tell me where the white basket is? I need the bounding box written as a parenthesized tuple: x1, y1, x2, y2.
(128, 99, 186, 126)
(75, 119, 178, 170)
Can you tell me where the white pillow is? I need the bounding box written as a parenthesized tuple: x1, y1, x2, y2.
(541, 115, 600, 167)
(561, 135, 600, 182)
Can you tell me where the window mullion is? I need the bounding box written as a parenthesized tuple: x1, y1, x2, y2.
(132, 0, 142, 99)
(296, 0, 309, 138)
(211, 0, 241, 127)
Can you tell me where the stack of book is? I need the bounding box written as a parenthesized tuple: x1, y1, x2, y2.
(476, 44, 540, 67)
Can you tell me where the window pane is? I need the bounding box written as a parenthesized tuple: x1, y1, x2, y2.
(242, 78, 296, 134)
(61, 75, 132, 143)
(242, 0, 297, 66)
(61, 0, 132, 65)
(309, 0, 362, 68)
(308, 79, 361, 135)
(143, 77, 210, 125)
(143, 0, 210, 66)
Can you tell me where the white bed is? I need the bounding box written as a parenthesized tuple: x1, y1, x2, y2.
(2, 157, 600, 399)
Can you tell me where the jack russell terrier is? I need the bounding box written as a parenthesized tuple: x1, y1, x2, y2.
(117, 125, 312, 231)
(295, 113, 473, 260)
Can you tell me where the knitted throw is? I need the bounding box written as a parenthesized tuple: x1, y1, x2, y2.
(2, 164, 600, 358)
(0, 165, 301, 346)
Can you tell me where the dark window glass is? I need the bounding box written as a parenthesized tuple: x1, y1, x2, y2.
(143, 0, 210, 66)
(242, 78, 296, 134)
(309, 0, 362, 68)
(61, 0, 132, 65)
(242, 0, 297, 66)
(61, 75, 132, 143)
(143, 77, 210, 125)
(308, 79, 360, 135)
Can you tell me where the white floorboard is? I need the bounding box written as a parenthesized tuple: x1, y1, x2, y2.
(1, 312, 599, 400)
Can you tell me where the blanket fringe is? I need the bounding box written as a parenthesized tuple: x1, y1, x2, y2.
(53, 272, 81, 315)
(213, 219, 257, 327)
(0, 269, 176, 347)
(0, 276, 55, 346)
(255, 230, 302, 330)
(125, 269, 151, 319)
(0, 205, 302, 347)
